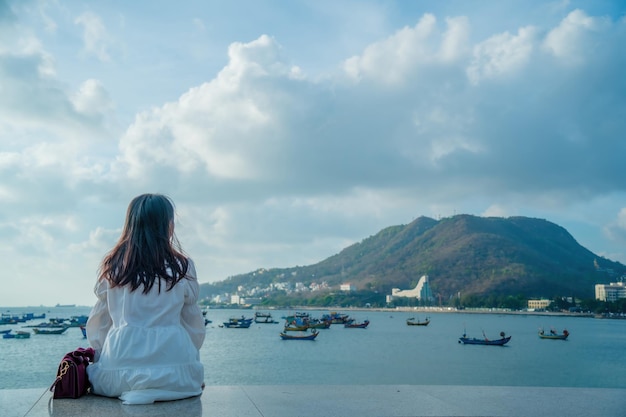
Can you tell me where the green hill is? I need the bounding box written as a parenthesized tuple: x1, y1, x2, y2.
(200, 214, 624, 301)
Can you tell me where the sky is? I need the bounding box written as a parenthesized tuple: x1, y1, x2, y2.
(1, 0, 625, 307)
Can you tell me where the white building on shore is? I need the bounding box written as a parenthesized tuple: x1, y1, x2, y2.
(388, 275, 434, 302)
(595, 281, 626, 301)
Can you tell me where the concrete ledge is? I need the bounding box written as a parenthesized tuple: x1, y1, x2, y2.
(2, 385, 624, 417)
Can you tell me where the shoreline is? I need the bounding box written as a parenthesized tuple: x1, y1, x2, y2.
(239, 305, 618, 319)
(3, 304, 624, 320)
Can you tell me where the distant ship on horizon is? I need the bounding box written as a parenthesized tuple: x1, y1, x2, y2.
(55, 304, 76, 308)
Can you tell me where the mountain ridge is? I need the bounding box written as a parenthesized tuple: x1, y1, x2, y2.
(200, 214, 624, 301)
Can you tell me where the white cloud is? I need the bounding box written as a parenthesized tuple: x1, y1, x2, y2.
(543, 9, 610, 64)
(604, 208, 626, 245)
(71, 78, 113, 116)
(482, 205, 512, 218)
(2, 2, 626, 306)
(467, 26, 537, 85)
(115, 35, 299, 184)
(343, 14, 437, 84)
(74, 11, 112, 62)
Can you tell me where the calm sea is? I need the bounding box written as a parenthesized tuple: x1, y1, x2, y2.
(1, 306, 625, 389)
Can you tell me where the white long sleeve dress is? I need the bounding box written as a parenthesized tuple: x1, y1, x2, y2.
(86, 260, 205, 405)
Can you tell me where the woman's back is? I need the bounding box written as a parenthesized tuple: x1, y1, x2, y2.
(106, 278, 187, 328)
(85, 194, 205, 405)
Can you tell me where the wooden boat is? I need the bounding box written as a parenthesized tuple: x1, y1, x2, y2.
(254, 312, 278, 324)
(23, 320, 67, 328)
(68, 315, 89, 327)
(327, 312, 351, 324)
(345, 320, 369, 329)
(459, 331, 511, 346)
(33, 327, 68, 335)
(539, 328, 569, 340)
(0, 329, 11, 334)
(282, 312, 310, 322)
(308, 319, 331, 329)
(407, 317, 430, 326)
(280, 330, 319, 340)
(2, 330, 31, 339)
(283, 323, 309, 331)
(222, 317, 252, 328)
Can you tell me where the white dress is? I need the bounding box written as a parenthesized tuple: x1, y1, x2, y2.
(86, 260, 205, 405)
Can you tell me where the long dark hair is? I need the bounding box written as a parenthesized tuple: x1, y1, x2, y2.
(99, 194, 189, 293)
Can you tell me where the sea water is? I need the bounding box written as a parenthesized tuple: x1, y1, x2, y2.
(1, 306, 625, 389)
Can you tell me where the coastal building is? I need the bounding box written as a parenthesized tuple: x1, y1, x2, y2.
(527, 299, 551, 310)
(390, 275, 434, 302)
(241, 297, 261, 305)
(340, 283, 356, 292)
(595, 281, 626, 301)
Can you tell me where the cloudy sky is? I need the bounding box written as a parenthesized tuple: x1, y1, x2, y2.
(1, 0, 625, 307)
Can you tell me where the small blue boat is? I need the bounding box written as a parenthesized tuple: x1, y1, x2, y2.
(222, 316, 253, 328)
(2, 330, 31, 339)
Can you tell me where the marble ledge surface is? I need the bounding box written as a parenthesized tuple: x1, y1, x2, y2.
(2, 385, 626, 417)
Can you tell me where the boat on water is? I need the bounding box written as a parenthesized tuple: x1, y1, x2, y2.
(326, 312, 351, 324)
(222, 316, 253, 328)
(202, 308, 212, 325)
(1, 312, 46, 324)
(459, 331, 511, 346)
(279, 330, 319, 340)
(308, 319, 332, 329)
(407, 317, 430, 326)
(2, 330, 31, 339)
(254, 312, 278, 324)
(539, 328, 569, 340)
(80, 326, 87, 338)
(0, 329, 11, 334)
(67, 315, 88, 327)
(283, 323, 310, 331)
(345, 320, 370, 329)
(32, 327, 68, 335)
(23, 321, 67, 328)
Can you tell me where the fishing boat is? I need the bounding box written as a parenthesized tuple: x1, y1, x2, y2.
(459, 331, 511, 346)
(2, 330, 31, 339)
(222, 316, 253, 328)
(279, 330, 319, 340)
(345, 319, 369, 329)
(202, 308, 212, 325)
(283, 323, 310, 331)
(23, 321, 67, 328)
(308, 319, 332, 329)
(327, 312, 351, 324)
(0, 329, 11, 334)
(539, 328, 569, 340)
(67, 315, 89, 327)
(254, 312, 278, 324)
(406, 317, 430, 326)
(80, 326, 87, 338)
(32, 327, 68, 335)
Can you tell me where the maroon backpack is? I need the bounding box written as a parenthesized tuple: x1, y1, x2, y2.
(50, 347, 95, 399)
